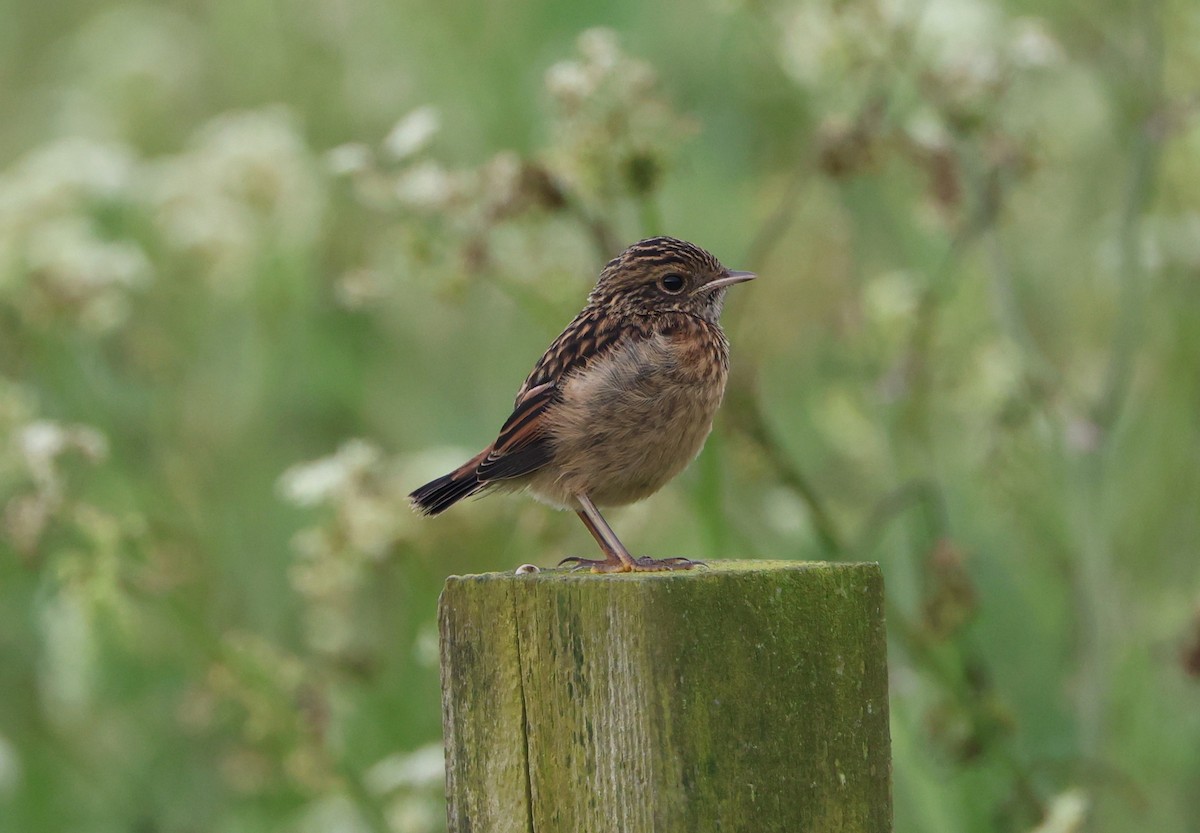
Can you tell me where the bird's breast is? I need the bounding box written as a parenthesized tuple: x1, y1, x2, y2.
(530, 322, 730, 508)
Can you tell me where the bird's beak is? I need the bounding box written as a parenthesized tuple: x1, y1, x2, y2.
(698, 270, 757, 293)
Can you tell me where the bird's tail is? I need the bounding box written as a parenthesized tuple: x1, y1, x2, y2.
(408, 449, 489, 516)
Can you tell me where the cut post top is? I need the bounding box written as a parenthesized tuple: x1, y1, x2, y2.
(446, 558, 880, 583)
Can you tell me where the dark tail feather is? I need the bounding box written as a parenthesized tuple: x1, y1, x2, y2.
(409, 450, 488, 516)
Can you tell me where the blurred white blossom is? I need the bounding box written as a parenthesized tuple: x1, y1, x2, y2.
(1008, 17, 1066, 69)
(0, 137, 136, 225)
(282, 439, 414, 561)
(24, 216, 151, 331)
(394, 160, 462, 211)
(366, 744, 446, 833)
(383, 106, 441, 160)
(365, 743, 444, 794)
(3, 418, 109, 556)
(279, 439, 382, 507)
(0, 137, 148, 332)
(143, 107, 325, 293)
(1028, 788, 1088, 833)
(18, 421, 108, 489)
(328, 29, 684, 300)
(325, 142, 373, 176)
(577, 27, 621, 72)
(916, 0, 1006, 85)
(294, 794, 372, 833)
(279, 441, 431, 656)
(775, 0, 897, 90)
(545, 60, 593, 104)
(904, 109, 954, 153)
(777, 3, 842, 87)
(543, 27, 695, 206)
(771, 0, 1064, 136)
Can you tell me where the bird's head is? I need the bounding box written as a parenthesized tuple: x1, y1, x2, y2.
(590, 237, 755, 323)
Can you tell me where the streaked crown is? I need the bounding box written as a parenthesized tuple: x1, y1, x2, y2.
(589, 237, 754, 323)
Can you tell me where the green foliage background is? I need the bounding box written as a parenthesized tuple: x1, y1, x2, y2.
(1, 0, 1199, 831)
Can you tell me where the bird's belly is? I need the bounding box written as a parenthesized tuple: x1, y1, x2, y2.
(527, 333, 726, 508)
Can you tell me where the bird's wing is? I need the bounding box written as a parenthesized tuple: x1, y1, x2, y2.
(474, 381, 558, 482)
(475, 308, 649, 484)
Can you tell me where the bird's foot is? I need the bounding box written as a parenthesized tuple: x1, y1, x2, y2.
(557, 555, 630, 573)
(557, 555, 706, 573)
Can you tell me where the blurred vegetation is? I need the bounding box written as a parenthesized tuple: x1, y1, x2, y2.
(1, 0, 1199, 831)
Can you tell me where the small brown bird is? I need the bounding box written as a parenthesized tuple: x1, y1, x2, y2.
(409, 237, 754, 572)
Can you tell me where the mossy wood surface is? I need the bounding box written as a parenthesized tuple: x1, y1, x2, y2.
(438, 560, 892, 833)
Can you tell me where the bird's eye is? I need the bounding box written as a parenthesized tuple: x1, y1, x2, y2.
(659, 273, 686, 293)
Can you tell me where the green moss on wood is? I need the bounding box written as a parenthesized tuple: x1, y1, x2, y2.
(440, 561, 892, 833)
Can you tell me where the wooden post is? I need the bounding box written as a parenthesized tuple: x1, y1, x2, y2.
(438, 560, 891, 832)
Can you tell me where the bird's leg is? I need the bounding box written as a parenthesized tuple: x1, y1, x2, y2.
(558, 493, 637, 573)
(558, 494, 702, 573)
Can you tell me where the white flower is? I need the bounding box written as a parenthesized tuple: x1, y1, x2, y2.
(383, 106, 440, 160)
(1008, 17, 1065, 68)
(395, 161, 459, 210)
(778, 3, 839, 86)
(277, 440, 382, 507)
(542, 27, 693, 205)
(545, 60, 593, 103)
(0, 138, 136, 238)
(325, 142, 372, 175)
(18, 420, 108, 488)
(365, 744, 445, 794)
(143, 107, 325, 291)
(905, 110, 953, 151)
(917, 0, 1005, 86)
(1029, 789, 1088, 833)
(577, 27, 621, 71)
(25, 217, 151, 295)
(293, 794, 371, 833)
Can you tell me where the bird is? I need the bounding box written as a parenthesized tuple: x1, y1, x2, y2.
(408, 236, 755, 573)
